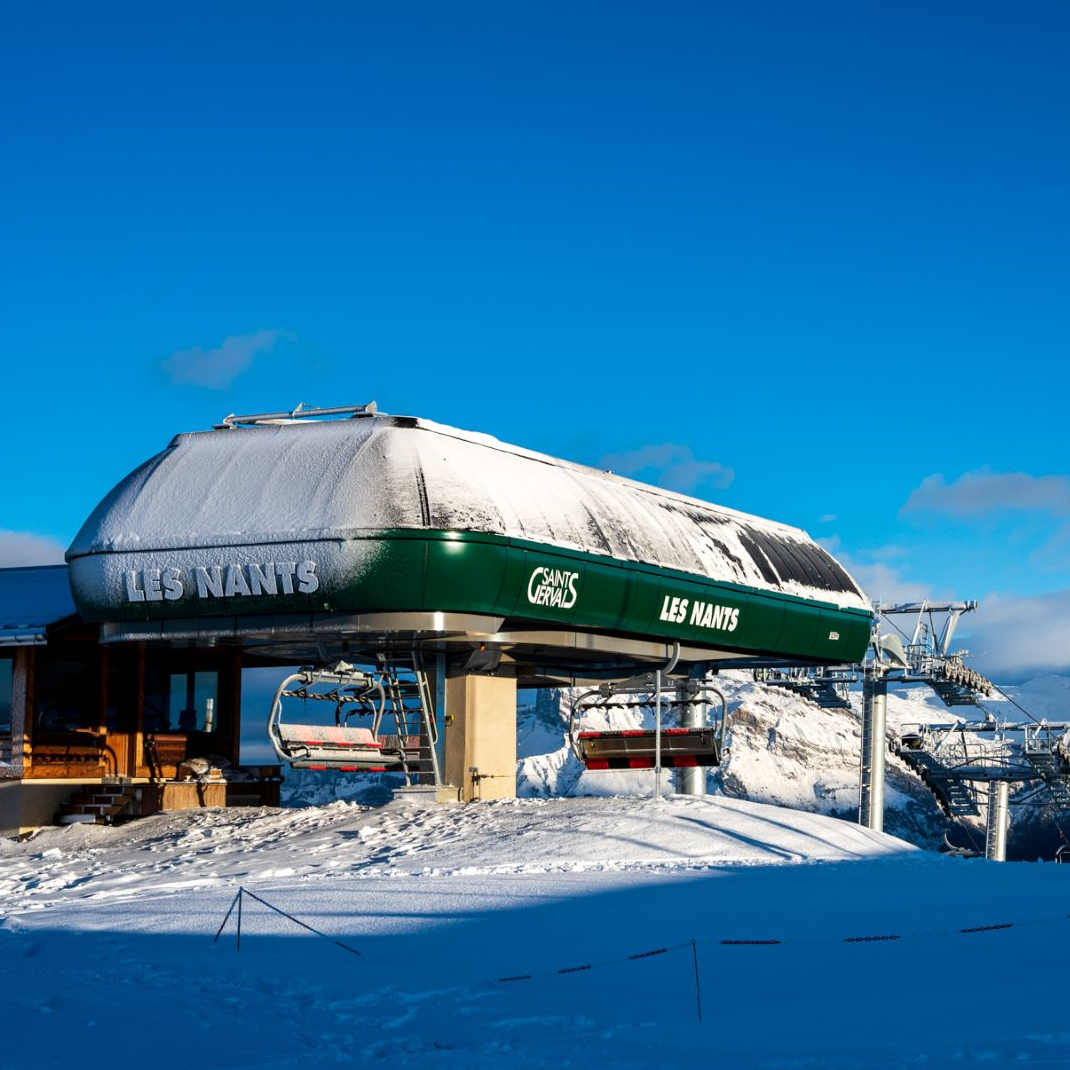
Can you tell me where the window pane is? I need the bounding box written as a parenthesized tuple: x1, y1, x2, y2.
(36, 647, 100, 731)
(170, 671, 219, 732)
(0, 656, 12, 733)
(105, 646, 138, 732)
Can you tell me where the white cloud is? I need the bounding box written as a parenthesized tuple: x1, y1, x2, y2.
(819, 513, 837, 523)
(866, 544, 908, 561)
(161, 329, 289, 390)
(901, 468, 1070, 519)
(0, 530, 66, 567)
(816, 536, 930, 604)
(845, 560, 931, 605)
(599, 443, 734, 495)
(964, 589, 1070, 680)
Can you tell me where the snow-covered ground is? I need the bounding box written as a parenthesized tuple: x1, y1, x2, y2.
(3, 793, 1070, 1069)
(6, 673, 1070, 1068)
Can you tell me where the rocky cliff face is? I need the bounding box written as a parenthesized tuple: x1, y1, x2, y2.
(712, 676, 948, 849)
(516, 671, 949, 850)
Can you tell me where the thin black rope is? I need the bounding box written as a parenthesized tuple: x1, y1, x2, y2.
(222, 887, 363, 957)
(212, 888, 242, 944)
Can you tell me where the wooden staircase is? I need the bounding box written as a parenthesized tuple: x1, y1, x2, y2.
(56, 782, 139, 826)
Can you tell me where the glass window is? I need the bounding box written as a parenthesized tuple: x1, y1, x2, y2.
(0, 655, 12, 733)
(169, 671, 219, 732)
(144, 653, 220, 734)
(105, 645, 139, 732)
(35, 645, 101, 731)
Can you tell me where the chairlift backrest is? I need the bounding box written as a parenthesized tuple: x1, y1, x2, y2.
(266, 659, 443, 787)
(567, 682, 729, 771)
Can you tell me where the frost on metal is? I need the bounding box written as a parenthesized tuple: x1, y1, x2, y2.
(67, 415, 868, 610)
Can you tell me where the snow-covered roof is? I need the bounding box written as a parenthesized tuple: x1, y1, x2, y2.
(68, 414, 868, 611)
(0, 565, 78, 644)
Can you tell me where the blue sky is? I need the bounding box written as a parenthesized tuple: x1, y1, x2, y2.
(1, 0, 1068, 678)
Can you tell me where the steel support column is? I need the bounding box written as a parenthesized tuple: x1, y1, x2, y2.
(985, 780, 1010, 862)
(859, 663, 887, 832)
(675, 682, 706, 797)
(433, 652, 448, 781)
(654, 669, 663, 800)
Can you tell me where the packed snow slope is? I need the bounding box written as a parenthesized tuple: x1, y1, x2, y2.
(3, 795, 1070, 1069)
(0, 795, 906, 913)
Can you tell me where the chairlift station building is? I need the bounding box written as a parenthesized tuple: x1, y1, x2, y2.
(0, 405, 872, 836)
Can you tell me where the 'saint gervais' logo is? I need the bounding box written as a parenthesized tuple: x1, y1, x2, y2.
(527, 566, 579, 609)
(123, 561, 320, 603)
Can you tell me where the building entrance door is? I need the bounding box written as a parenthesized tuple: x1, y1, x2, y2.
(104, 644, 141, 779)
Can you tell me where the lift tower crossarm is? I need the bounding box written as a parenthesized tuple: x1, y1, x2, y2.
(876, 600, 978, 658)
(877, 601, 979, 613)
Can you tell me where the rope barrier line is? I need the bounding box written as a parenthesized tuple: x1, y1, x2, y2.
(495, 915, 1067, 984)
(213, 886, 363, 957)
(498, 941, 694, 983)
(210, 889, 1066, 993)
(212, 888, 242, 944)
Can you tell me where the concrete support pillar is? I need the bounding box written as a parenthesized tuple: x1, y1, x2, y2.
(859, 664, 887, 832)
(443, 674, 517, 802)
(985, 780, 1010, 862)
(674, 683, 706, 797)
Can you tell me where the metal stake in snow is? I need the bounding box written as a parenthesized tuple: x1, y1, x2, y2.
(213, 888, 243, 949)
(985, 780, 1010, 862)
(654, 667, 662, 800)
(690, 940, 703, 1023)
(212, 886, 362, 957)
(859, 661, 888, 832)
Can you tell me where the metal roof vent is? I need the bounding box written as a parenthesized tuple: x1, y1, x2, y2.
(214, 402, 378, 430)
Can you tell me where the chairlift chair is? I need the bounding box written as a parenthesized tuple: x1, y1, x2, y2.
(267, 661, 421, 774)
(568, 681, 729, 771)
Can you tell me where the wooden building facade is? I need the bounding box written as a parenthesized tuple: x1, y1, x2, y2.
(0, 566, 280, 838)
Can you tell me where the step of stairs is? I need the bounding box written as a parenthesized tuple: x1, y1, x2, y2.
(55, 785, 137, 827)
